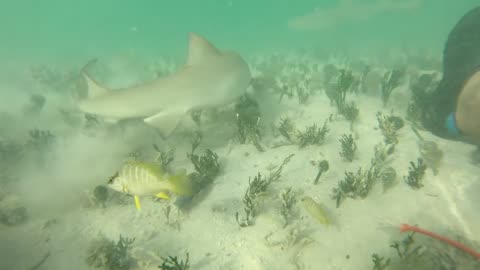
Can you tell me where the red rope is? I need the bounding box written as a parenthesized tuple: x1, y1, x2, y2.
(400, 223, 480, 259)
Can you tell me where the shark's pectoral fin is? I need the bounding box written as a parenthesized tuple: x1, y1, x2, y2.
(144, 110, 185, 137)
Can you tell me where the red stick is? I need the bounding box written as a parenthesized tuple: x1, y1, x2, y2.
(400, 223, 480, 259)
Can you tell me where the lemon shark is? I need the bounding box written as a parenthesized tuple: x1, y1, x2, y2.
(78, 33, 252, 136)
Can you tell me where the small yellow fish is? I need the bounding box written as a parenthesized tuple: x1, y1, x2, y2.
(301, 196, 331, 225)
(107, 161, 192, 210)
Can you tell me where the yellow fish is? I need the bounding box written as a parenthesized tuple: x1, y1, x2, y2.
(107, 161, 192, 210)
(301, 196, 331, 225)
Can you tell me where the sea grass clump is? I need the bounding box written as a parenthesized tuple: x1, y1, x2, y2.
(0, 192, 28, 226)
(188, 149, 219, 181)
(93, 185, 109, 207)
(341, 102, 359, 124)
(84, 114, 102, 130)
(22, 94, 46, 115)
(86, 235, 135, 270)
(339, 134, 357, 162)
(0, 139, 24, 174)
(30, 65, 84, 95)
(171, 133, 221, 209)
(153, 144, 175, 172)
(186, 148, 220, 194)
(295, 81, 310, 105)
(406, 73, 438, 125)
(323, 63, 339, 85)
(331, 168, 375, 208)
(376, 112, 404, 146)
(371, 143, 395, 170)
(236, 154, 294, 227)
(279, 187, 296, 227)
(297, 120, 330, 148)
(235, 172, 268, 227)
(278, 116, 296, 142)
(234, 95, 264, 151)
(159, 252, 190, 270)
(372, 230, 480, 270)
(27, 129, 56, 152)
(411, 127, 443, 175)
(372, 254, 391, 270)
(381, 166, 397, 192)
(381, 67, 405, 106)
(359, 65, 372, 93)
(404, 158, 427, 189)
(326, 69, 359, 123)
(331, 146, 387, 207)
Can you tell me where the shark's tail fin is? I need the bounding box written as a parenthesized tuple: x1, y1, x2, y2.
(80, 58, 110, 99)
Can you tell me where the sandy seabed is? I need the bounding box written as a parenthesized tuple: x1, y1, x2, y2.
(0, 52, 479, 270)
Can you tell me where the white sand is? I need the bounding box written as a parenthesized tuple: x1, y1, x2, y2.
(1, 55, 479, 270)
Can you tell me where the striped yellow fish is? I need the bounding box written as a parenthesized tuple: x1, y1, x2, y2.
(301, 196, 331, 225)
(107, 161, 192, 210)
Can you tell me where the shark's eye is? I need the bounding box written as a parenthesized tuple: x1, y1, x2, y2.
(107, 172, 119, 184)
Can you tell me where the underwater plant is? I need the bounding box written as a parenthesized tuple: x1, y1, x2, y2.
(278, 116, 296, 143)
(359, 64, 372, 93)
(371, 227, 480, 270)
(267, 153, 295, 183)
(235, 172, 269, 227)
(236, 154, 294, 227)
(411, 127, 443, 176)
(406, 73, 439, 125)
(334, 69, 355, 104)
(126, 148, 144, 161)
(93, 185, 109, 208)
(371, 254, 391, 270)
(189, 109, 202, 126)
(296, 120, 330, 148)
(313, 159, 329, 184)
(376, 112, 403, 146)
(153, 144, 175, 172)
(331, 168, 370, 208)
(161, 205, 181, 230)
(295, 81, 310, 105)
(86, 235, 135, 270)
(159, 253, 190, 270)
(84, 113, 102, 130)
(0, 139, 24, 175)
(0, 192, 28, 226)
(381, 166, 397, 192)
(339, 134, 357, 162)
(234, 94, 264, 152)
(29, 65, 85, 96)
(404, 158, 427, 189)
(22, 94, 46, 115)
(187, 149, 220, 184)
(341, 102, 359, 124)
(371, 143, 395, 170)
(323, 63, 339, 85)
(280, 187, 296, 227)
(381, 67, 405, 106)
(27, 129, 56, 152)
(325, 68, 359, 122)
(331, 149, 385, 208)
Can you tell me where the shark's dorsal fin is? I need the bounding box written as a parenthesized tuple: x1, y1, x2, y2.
(186, 33, 219, 66)
(81, 59, 110, 99)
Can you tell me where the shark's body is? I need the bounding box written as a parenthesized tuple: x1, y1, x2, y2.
(78, 33, 252, 136)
